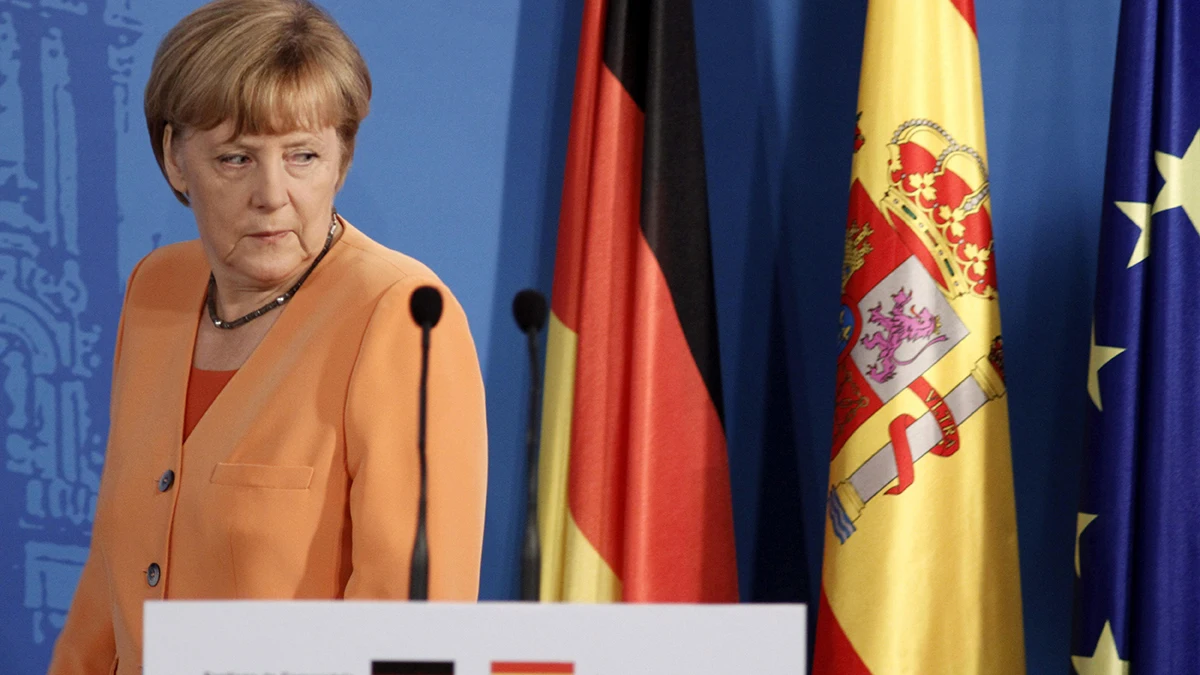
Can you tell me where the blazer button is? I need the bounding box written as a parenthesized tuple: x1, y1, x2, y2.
(158, 469, 175, 492)
(147, 563, 161, 587)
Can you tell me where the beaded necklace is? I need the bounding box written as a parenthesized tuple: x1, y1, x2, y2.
(205, 216, 337, 330)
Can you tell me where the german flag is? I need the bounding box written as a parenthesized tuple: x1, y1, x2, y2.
(537, 0, 738, 602)
(490, 663, 574, 675)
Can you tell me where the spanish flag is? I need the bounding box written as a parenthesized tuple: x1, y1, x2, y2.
(536, 0, 738, 603)
(815, 1, 1025, 672)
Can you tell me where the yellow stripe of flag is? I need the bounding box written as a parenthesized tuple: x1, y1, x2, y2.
(538, 314, 622, 602)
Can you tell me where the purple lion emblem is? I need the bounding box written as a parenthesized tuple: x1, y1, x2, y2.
(861, 288, 948, 383)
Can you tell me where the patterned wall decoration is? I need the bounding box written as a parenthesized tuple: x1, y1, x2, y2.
(0, 0, 144, 668)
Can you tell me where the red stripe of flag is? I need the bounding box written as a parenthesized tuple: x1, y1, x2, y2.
(491, 663, 574, 674)
(948, 0, 977, 34)
(549, 0, 608, 333)
(812, 589, 872, 675)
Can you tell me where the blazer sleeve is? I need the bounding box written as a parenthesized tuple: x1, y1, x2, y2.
(343, 277, 488, 600)
(48, 256, 146, 674)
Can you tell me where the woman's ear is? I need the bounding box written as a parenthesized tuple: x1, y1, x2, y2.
(162, 124, 189, 196)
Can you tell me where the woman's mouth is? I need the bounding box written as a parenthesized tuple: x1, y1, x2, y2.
(249, 231, 289, 243)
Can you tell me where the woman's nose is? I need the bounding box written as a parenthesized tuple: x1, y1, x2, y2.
(250, 162, 289, 211)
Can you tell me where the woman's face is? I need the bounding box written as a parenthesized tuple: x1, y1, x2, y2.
(163, 121, 343, 291)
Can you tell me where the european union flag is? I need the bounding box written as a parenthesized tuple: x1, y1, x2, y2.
(1072, 0, 1200, 672)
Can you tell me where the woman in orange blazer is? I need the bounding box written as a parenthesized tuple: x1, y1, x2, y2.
(48, 1, 488, 673)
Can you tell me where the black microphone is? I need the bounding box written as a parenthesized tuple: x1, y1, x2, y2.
(409, 285, 443, 601)
(512, 289, 548, 601)
(513, 288, 548, 334)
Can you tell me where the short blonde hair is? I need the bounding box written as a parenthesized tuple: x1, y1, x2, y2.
(145, 0, 372, 205)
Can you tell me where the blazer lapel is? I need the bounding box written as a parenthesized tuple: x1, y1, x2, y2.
(121, 245, 206, 470)
(183, 225, 353, 460)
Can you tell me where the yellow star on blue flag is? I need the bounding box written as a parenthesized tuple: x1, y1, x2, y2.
(1072, 1, 1200, 671)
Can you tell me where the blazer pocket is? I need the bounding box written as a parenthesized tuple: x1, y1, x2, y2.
(210, 462, 313, 490)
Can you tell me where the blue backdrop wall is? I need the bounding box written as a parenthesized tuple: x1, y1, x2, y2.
(0, 0, 1119, 672)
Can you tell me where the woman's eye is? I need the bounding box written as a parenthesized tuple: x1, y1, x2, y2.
(219, 154, 250, 166)
(291, 152, 318, 164)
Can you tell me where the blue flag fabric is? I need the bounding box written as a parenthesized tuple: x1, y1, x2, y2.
(1072, 0, 1200, 672)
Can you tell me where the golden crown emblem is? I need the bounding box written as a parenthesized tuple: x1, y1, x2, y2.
(879, 119, 997, 300)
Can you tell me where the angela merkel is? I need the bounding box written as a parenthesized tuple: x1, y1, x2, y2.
(49, 1, 488, 672)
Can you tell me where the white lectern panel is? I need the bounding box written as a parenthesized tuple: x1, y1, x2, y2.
(143, 601, 806, 675)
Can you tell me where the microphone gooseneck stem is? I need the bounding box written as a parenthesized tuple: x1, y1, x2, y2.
(520, 327, 543, 601)
(409, 325, 431, 601)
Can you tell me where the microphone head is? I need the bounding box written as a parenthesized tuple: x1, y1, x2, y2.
(512, 289, 548, 333)
(410, 285, 444, 328)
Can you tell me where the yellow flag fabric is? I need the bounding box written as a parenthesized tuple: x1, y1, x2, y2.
(814, 1, 1026, 673)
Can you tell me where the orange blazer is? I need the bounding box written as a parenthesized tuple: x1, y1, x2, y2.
(48, 220, 488, 675)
